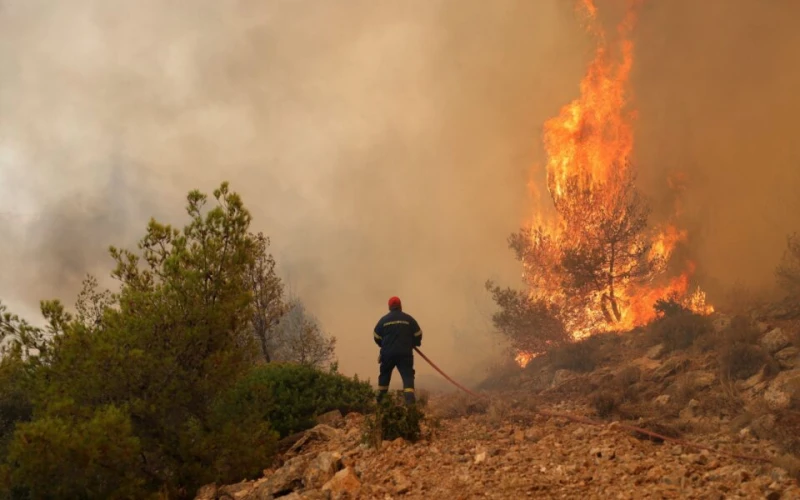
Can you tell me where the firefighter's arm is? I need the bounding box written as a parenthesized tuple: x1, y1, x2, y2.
(373, 321, 383, 347)
(411, 318, 422, 347)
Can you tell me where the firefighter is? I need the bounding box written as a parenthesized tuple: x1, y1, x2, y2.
(373, 296, 422, 405)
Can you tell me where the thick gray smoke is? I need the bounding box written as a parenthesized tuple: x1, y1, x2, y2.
(1, 0, 799, 384)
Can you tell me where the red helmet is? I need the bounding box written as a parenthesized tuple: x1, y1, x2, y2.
(388, 296, 402, 310)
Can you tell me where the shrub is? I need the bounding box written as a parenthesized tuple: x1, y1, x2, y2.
(654, 296, 691, 318)
(717, 316, 775, 381)
(591, 391, 621, 418)
(5, 405, 145, 499)
(719, 344, 772, 381)
(549, 336, 603, 373)
(647, 311, 713, 352)
(362, 392, 424, 447)
(485, 282, 570, 354)
(225, 363, 374, 437)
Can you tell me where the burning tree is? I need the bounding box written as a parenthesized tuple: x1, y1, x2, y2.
(491, 0, 712, 356)
(510, 169, 664, 330)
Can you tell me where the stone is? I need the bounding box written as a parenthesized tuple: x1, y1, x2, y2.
(304, 451, 343, 489)
(195, 483, 217, 500)
(321, 466, 361, 495)
(652, 358, 691, 382)
(763, 370, 800, 410)
(474, 451, 487, 464)
(775, 347, 800, 369)
(551, 369, 575, 387)
(761, 328, 792, 354)
(217, 481, 254, 498)
(392, 470, 413, 494)
(315, 409, 344, 428)
(262, 455, 310, 496)
(654, 394, 671, 405)
(691, 372, 716, 389)
(750, 414, 777, 440)
(647, 344, 665, 360)
(741, 370, 765, 390)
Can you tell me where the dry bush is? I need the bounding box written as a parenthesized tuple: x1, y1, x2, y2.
(476, 360, 524, 392)
(431, 393, 489, 420)
(717, 316, 777, 381)
(548, 335, 607, 373)
(614, 366, 642, 401)
(592, 367, 644, 418)
(591, 390, 622, 418)
(647, 311, 714, 353)
(720, 344, 774, 381)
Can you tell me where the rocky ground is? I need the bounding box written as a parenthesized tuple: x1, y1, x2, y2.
(199, 308, 800, 499)
(197, 398, 799, 499)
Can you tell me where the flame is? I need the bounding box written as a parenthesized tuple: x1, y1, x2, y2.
(517, 0, 713, 346)
(515, 351, 537, 368)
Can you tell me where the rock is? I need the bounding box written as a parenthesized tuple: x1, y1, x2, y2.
(513, 429, 525, 443)
(263, 455, 310, 496)
(524, 427, 543, 442)
(304, 451, 343, 489)
(775, 347, 800, 369)
(652, 358, 691, 382)
(474, 451, 487, 464)
(321, 466, 361, 495)
(315, 409, 344, 428)
(647, 344, 665, 360)
(217, 481, 255, 499)
(763, 370, 800, 410)
(551, 369, 575, 387)
(750, 414, 776, 439)
(195, 483, 217, 500)
(691, 371, 716, 389)
(654, 394, 671, 405)
(761, 328, 792, 354)
(392, 470, 413, 494)
(741, 370, 765, 390)
(757, 322, 771, 334)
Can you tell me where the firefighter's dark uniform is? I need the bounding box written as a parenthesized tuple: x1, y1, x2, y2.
(373, 308, 422, 404)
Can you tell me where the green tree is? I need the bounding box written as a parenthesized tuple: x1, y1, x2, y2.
(3, 183, 282, 497)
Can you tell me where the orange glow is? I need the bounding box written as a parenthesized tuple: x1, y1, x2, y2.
(520, 0, 713, 342)
(515, 351, 537, 368)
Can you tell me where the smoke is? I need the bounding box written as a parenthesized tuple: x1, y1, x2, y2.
(2, 0, 798, 383)
(631, 0, 800, 299)
(0, 0, 587, 383)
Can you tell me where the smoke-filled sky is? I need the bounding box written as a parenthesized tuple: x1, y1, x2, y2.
(2, 0, 799, 384)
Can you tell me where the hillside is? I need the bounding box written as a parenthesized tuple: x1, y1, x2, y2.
(200, 307, 800, 499)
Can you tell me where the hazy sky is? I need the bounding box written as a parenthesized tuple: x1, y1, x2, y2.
(1, 0, 799, 385)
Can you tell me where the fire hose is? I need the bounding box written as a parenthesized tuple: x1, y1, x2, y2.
(413, 347, 774, 465)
